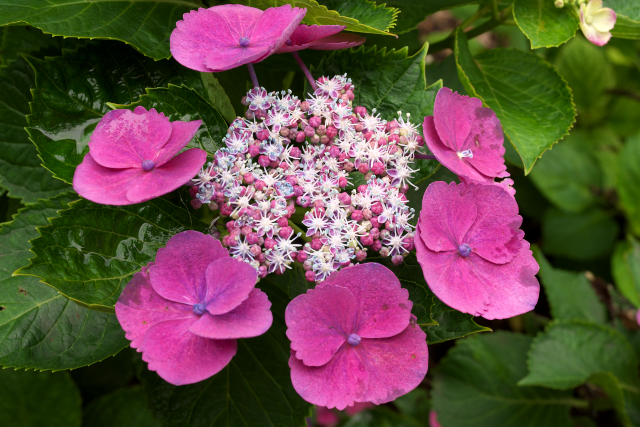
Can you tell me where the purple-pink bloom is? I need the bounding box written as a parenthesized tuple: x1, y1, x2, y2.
(415, 181, 539, 320)
(115, 231, 272, 385)
(170, 4, 306, 72)
(275, 24, 365, 53)
(286, 263, 428, 410)
(73, 107, 205, 206)
(423, 88, 509, 183)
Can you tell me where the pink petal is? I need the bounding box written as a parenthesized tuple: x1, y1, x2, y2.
(203, 257, 258, 315)
(418, 181, 476, 252)
(429, 411, 442, 427)
(286, 284, 357, 367)
(204, 46, 269, 73)
(275, 24, 345, 53)
(358, 322, 429, 404)
(322, 264, 412, 339)
(115, 264, 193, 348)
(416, 233, 540, 320)
(125, 148, 206, 204)
(149, 231, 229, 305)
(433, 88, 481, 153)
(289, 346, 368, 410)
(247, 5, 306, 57)
(463, 107, 509, 179)
(344, 402, 375, 416)
(154, 120, 203, 166)
(462, 184, 523, 265)
(73, 153, 141, 205)
(88, 108, 172, 169)
(423, 116, 491, 183)
(189, 288, 272, 339)
(140, 318, 237, 385)
(170, 6, 260, 72)
(316, 406, 339, 427)
(307, 33, 366, 51)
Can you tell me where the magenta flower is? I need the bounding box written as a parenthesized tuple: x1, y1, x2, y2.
(73, 107, 205, 206)
(423, 88, 509, 183)
(275, 25, 365, 53)
(415, 181, 539, 320)
(170, 4, 306, 72)
(286, 263, 428, 410)
(115, 231, 272, 385)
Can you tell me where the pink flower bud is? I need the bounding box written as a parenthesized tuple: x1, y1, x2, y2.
(309, 116, 322, 128)
(358, 163, 369, 174)
(357, 184, 368, 193)
(305, 270, 316, 282)
(220, 203, 233, 216)
(258, 155, 271, 167)
(344, 161, 355, 172)
(277, 216, 289, 227)
(371, 162, 385, 176)
(189, 185, 200, 197)
(388, 134, 400, 144)
(355, 250, 367, 262)
(279, 226, 293, 238)
(351, 209, 363, 221)
(311, 238, 323, 250)
(391, 255, 404, 266)
(246, 232, 259, 245)
(297, 251, 308, 262)
(300, 100, 310, 111)
(354, 106, 367, 117)
(371, 202, 383, 215)
(328, 146, 340, 158)
(254, 180, 266, 191)
(296, 131, 306, 143)
(338, 177, 348, 187)
(258, 266, 268, 279)
(310, 134, 320, 144)
(361, 234, 374, 247)
(256, 128, 270, 141)
(244, 172, 255, 184)
(248, 144, 260, 157)
(250, 245, 262, 257)
(190, 199, 202, 209)
(317, 124, 326, 135)
(264, 237, 276, 250)
(290, 147, 301, 158)
(363, 208, 373, 220)
(320, 135, 330, 145)
(326, 126, 337, 139)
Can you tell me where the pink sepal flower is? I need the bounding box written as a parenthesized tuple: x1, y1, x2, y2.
(415, 181, 539, 320)
(316, 406, 339, 427)
(170, 4, 306, 72)
(286, 263, 428, 410)
(429, 411, 442, 427)
(73, 107, 205, 206)
(275, 25, 365, 53)
(580, 0, 616, 46)
(423, 88, 509, 183)
(115, 231, 273, 385)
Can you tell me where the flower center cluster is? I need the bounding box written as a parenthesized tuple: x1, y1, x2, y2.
(190, 74, 430, 282)
(347, 333, 361, 346)
(239, 37, 250, 47)
(141, 159, 155, 171)
(458, 243, 472, 257)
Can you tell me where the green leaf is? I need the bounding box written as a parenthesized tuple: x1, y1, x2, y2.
(26, 41, 204, 184)
(16, 198, 207, 311)
(241, 0, 396, 35)
(318, 0, 399, 32)
(313, 43, 438, 122)
(138, 281, 312, 427)
(384, 0, 481, 34)
(612, 15, 640, 39)
(542, 208, 619, 261)
(454, 29, 576, 173)
(0, 192, 130, 370)
(0, 25, 75, 65)
(519, 320, 640, 426)
(0, 0, 203, 60)
(432, 331, 575, 427)
(426, 295, 492, 344)
(82, 386, 161, 427)
(108, 84, 226, 156)
(513, 0, 579, 48)
(554, 36, 615, 124)
(588, 372, 640, 427)
(528, 130, 601, 213)
(608, 0, 640, 22)
(0, 55, 71, 202)
(0, 369, 82, 427)
(617, 133, 640, 236)
(532, 246, 606, 323)
(612, 236, 640, 308)
(264, 262, 310, 300)
(200, 72, 237, 124)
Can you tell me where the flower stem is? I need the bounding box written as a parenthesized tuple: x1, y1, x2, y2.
(414, 153, 437, 160)
(247, 63, 259, 88)
(291, 51, 318, 92)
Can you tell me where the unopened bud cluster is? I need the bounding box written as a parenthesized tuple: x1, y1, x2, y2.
(190, 74, 428, 282)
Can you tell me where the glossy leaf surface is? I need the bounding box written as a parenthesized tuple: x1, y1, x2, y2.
(0, 193, 129, 370)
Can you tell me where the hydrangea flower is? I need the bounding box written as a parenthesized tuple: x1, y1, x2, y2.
(429, 411, 442, 427)
(73, 107, 205, 206)
(579, 0, 616, 46)
(115, 231, 273, 385)
(275, 24, 365, 53)
(422, 88, 508, 183)
(415, 181, 539, 320)
(286, 263, 428, 409)
(170, 4, 306, 72)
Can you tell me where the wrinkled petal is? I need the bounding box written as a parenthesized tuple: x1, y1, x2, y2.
(204, 257, 258, 315)
(433, 88, 481, 153)
(358, 321, 428, 404)
(125, 148, 207, 204)
(463, 184, 523, 264)
(286, 284, 356, 366)
(289, 346, 368, 410)
(140, 318, 237, 385)
(189, 288, 272, 339)
(418, 181, 476, 252)
(416, 235, 540, 320)
(247, 5, 306, 56)
(307, 33, 366, 51)
(149, 231, 229, 305)
(275, 24, 363, 53)
(322, 264, 411, 339)
(154, 120, 203, 166)
(463, 107, 509, 179)
(73, 153, 141, 206)
(115, 264, 193, 348)
(88, 107, 172, 169)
